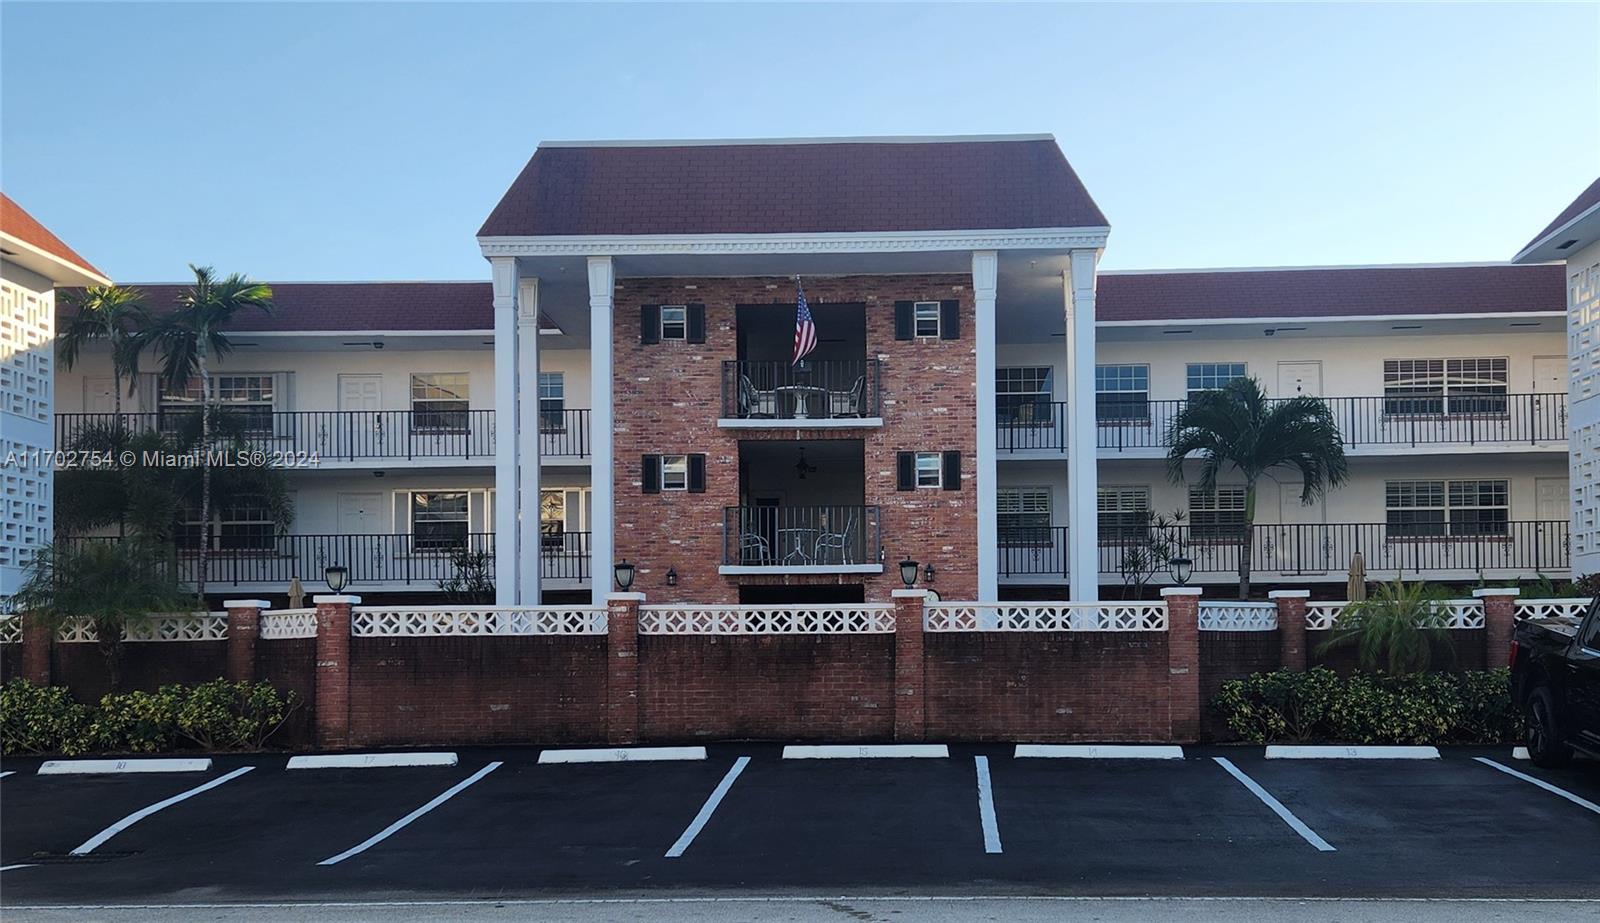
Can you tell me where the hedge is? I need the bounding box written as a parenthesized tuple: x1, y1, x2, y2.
(0, 679, 299, 756)
(1212, 667, 1518, 745)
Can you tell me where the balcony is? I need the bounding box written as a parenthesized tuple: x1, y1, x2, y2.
(997, 520, 1571, 584)
(999, 393, 1569, 456)
(54, 409, 594, 463)
(720, 359, 882, 426)
(721, 505, 883, 574)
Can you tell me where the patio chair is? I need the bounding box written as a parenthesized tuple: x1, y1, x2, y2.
(828, 376, 866, 417)
(739, 530, 773, 565)
(813, 510, 858, 565)
(740, 375, 777, 418)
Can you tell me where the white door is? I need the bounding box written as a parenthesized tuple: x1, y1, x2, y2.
(1276, 480, 1328, 575)
(1535, 478, 1571, 571)
(339, 375, 382, 411)
(338, 375, 383, 455)
(1276, 361, 1322, 397)
(337, 492, 385, 534)
(84, 378, 117, 414)
(1533, 356, 1565, 394)
(1533, 356, 1566, 442)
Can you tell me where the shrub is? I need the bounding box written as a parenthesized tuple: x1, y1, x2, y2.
(0, 678, 298, 756)
(1213, 667, 1519, 745)
(1317, 579, 1454, 675)
(0, 680, 97, 755)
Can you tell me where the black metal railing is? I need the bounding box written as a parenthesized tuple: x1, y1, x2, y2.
(997, 393, 1569, 453)
(55, 411, 498, 460)
(723, 505, 882, 566)
(721, 359, 881, 421)
(995, 520, 1571, 578)
(538, 409, 592, 457)
(58, 532, 596, 587)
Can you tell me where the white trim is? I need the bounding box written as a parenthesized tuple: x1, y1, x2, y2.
(717, 417, 884, 429)
(1015, 745, 1184, 759)
(1267, 590, 1312, 599)
(892, 589, 931, 598)
(1265, 745, 1440, 760)
(1099, 311, 1565, 329)
(285, 753, 457, 770)
(479, 227, 1111, 258)
(537, 133, 1058, 148)
(311, 594, 362, 605)
(537, 746, 706, 764)
(783, 745, 949, 759)
(1472, 588, 1522, 598)
(39, 758, 211, 775)
(0, 232, 110, 287)
(718, 564, 885, 576)
(222, 599, 272, 609)
(1160, 587, 1204, 597)
(1512, 201, 1600, 263)
(606, 592, 646, 602)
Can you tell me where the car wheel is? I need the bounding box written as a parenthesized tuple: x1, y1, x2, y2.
(1525, 686, 1573, 769)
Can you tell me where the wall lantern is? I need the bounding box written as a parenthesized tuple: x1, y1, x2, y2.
(923, 562, 936, 584)
(324, 565, 350, 594)
(665, 567, 678, 588)
(1168, 556, 1193, 587)
(898, 556, 920, 589)
(614, 559, 636, 592)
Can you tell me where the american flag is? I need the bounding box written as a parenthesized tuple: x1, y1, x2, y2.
(792, 278, 818, 365)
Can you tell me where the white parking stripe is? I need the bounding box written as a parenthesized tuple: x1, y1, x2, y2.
(0, 771, 14, 779)
(1474, 757, 1600, 816)
(318, 761, 503, 866)
(665, 756, 750, 858)
(0, 864, 35, 872)
(974, 756, 1002, 854)
(71, 766, 255, 855)
(1212, 757, 1335, 852)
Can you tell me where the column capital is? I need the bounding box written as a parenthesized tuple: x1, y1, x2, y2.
(971, 250, 998, 296)
(490, 256, 519, 311)
(516, 276, 540, 325)
(587, 256, 615, 303)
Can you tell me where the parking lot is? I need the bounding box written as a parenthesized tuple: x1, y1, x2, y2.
(2, 744, 1598, 908)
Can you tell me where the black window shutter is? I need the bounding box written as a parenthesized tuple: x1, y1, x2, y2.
(940, 300, 960, 340)
(894, 301, 914, 341)
(687, 304, 706, 343)
(896, 452, 915, 491)
(942, 450, 962, 490)
(641, 305, 660, 345)
(687, 454, 706, 493)
(642, 454, 661, 493)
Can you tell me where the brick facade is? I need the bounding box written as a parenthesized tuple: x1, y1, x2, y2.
(611, 274, 977, 604)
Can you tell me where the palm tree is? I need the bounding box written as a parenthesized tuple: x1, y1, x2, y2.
(1316, 578, 1455, 675)
(1166, 377, 1349, 598)
(149, 266, 273, 601)
(58, 285, 153, 422)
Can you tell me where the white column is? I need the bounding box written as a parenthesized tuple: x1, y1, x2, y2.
(490, 257, 520, 606)
(587, 257, 616, 605)
(1065, 248, 1100, 602)
(517, 277, 542, 605)
(972, 251, 1000, 601)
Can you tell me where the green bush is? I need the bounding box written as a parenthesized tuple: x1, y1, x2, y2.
(0, 679, 297, 756)
(1213, 667, 1519, 745)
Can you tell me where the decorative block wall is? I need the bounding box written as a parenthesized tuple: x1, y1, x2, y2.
(0, 278, 54, 598)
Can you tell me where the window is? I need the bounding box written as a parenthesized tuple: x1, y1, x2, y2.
(176, 495, 277, 552)
(659, 305, 687, 340)
(411, 491, 470, 551)
(999, 487, 1052, 546)
(411, 373, 469, 431)
(540, 489, 567, 549)
(996, 367, 1054, 424)
(1186, 363, 1247, 397)
(1383, 358, 1508, 415)
(1096, 365, 1151, 423)
(1189, 486, 1247, 541)
(1098, 487, 1152, 541)
(661, 454, 689, 491)
(161, 375, 275, 434)
(1385, 479, 1509, 537)
(915, 451, 942, 488)
(538, 372, 565, 430)
(913, 301, 941, 338)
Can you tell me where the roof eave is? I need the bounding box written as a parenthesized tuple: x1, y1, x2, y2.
(0, 232, 111, 287)
(1511, 202, 1600, 264)
(476, 227, 1112, 259)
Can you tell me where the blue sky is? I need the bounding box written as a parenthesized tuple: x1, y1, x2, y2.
(3, 2, 1596, 282)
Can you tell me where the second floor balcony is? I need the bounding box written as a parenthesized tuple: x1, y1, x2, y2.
(721, 504, 883, 573)
(53, 408, 593, 465)
(999, 392, 1569, 455)
(720, 359, 882, 425)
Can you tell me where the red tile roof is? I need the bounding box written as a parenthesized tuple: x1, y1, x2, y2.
(1, 193, 106, 278)
(1096, 263, 1565, 323)
(1520, 176, 1600, 253)
(58, 281, 496, 333)
(479, 136, 1108, 237)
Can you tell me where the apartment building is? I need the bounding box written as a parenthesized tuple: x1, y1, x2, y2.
(42, 136, 1578, 606)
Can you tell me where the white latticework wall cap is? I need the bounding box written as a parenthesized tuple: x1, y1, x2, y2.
(1160, 587, 1204, 597)
(222, 599, 273, 610)
(313, 594, 363, 605)
(1267, 590, 1312, 599)
(606, 592, 647, 602)
(892, 589, 930, 598)
(1471, 588, 1522, 598)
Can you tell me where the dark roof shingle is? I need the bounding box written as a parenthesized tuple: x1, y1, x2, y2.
(1097, 263, 1566, 323)
(479, 137, 1107, 237)
(58, 281, 495, 332)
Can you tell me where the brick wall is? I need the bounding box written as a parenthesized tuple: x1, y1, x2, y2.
(1307, 628, 1486, 673)
(53, 641, 226, 703)
(258, 638, 317, 748)
(345, 636, 608, 747)
(638, 635, 894, 741)
(1199, 631, 1282, 740)
(611, 275, 977, 604)
(0, 643, 20, 681)
(923, 632, 1173, 741)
